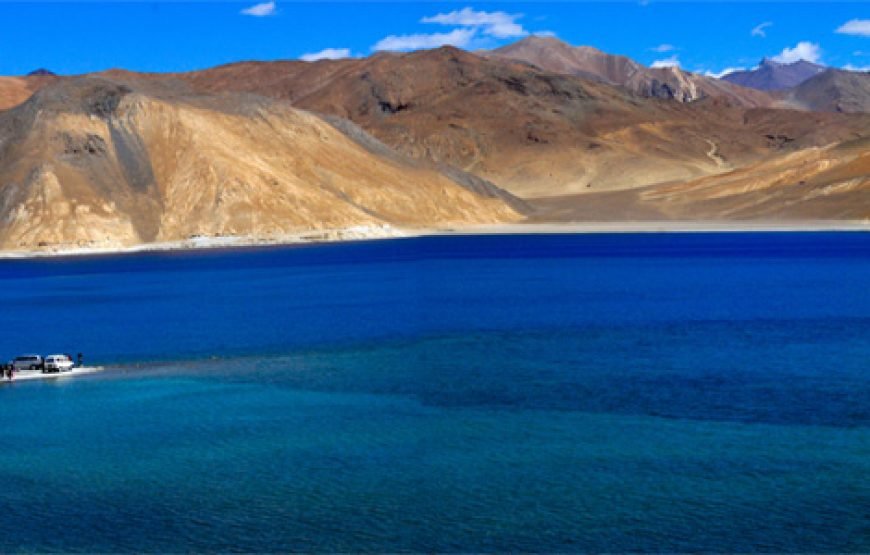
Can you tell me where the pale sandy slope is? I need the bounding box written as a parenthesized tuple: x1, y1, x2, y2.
(530, 137, 870, 221)
(0, 77, 520, 253)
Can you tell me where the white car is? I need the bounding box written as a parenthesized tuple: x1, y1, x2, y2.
(12, 355, 43, 371)
(44, 354, 74, 373)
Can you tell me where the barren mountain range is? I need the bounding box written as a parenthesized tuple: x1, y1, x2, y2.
(173, 46, 869, 195)
(0, 37, 868, 252)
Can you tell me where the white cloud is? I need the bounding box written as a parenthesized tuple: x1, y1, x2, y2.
(240, 1, 276, 16)
(772, 41, 821, 63)
(533, 30, 557, 38)
(300, 48, 352, 62)
(836, 19, 870, 37)
(751, 22, 773, 38)
(373, 28, 477, 52)
(371, 7, 531, 52)
(651, 55, 680, 68)
(704, 67, 746, 78)
(421, 7, 528, 39)
(650, 44, 675, 53)
(843, 64, 870, 72)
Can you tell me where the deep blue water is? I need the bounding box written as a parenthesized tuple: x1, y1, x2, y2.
(0, 233, 868, 552)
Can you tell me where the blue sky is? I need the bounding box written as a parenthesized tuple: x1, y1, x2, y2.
(0, 2, 868, 76)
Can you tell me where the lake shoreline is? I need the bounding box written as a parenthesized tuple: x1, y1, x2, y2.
(0, 366, 105, 385)
(0, 220, 867, 260)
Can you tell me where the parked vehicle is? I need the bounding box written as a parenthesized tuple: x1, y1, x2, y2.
(44, 354, 74, 373)
(11, 355, 44, 371)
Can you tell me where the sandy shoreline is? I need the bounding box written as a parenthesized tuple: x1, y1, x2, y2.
(0, 220, 867, 260)
(434, 220, 870, 235)
(1, 366, 105, 384)
(0, 225, 409, 260)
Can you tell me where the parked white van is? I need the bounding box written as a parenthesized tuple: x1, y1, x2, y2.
(44, 354, 74, 373)
(12, 355, 44, 371)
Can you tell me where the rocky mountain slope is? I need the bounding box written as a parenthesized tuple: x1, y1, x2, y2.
(176, 47, 870, 199)
(488, 36, 772, 106)
(722, 59, 826, 91)
(782, 69, 870, 113)
(0, 77, 519, 252)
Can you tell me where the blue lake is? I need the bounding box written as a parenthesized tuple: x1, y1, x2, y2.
(0, 233, 868, 551)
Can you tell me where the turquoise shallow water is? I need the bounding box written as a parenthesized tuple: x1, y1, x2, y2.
(0, 233, 868, 551)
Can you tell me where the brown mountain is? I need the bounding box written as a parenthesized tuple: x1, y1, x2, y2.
(0, 76, 519, 252)
(783, 69, 870, 113)
(488, 36, 772, 106)
(175, 47, 870, 199)
(489, 37, 646, 84)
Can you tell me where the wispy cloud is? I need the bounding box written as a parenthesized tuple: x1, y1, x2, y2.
(650, 44, 675, 53)
(704, 67, 745, 78)
(836, 19, 870, 37)
(772, 41, 821, 64)
(843, 63, 870, 71)
(532, 30, 557, 38)
(241, 1, 276, 17)
(651, 55, 680, 68)
(300, 48, 352, 62)
(751, 22, 773, 38)
(373, 28, 477, 52)
(372, 7, 531, 52)
(421, 7, 528, 39)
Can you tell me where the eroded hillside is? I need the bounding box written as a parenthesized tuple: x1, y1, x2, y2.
(0, 77, 519, 252)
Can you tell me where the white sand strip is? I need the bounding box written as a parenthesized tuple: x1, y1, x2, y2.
(1, 366, 105, 384)
(429, 221, 870, 235)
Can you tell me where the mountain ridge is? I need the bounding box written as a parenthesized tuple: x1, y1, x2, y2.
(488, 36, 773, 106)
(170, 45, 870, 198)
(722, 58, 826, 91)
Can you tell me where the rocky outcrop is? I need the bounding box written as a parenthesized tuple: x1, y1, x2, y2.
(488, 36, 772, 106)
